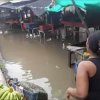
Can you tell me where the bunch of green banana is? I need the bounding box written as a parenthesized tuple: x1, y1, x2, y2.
(0, 83, 5, 89)
(0, 86, 23, 100)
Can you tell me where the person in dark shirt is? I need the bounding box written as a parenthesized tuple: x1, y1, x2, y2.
(66, 31, 100, 100)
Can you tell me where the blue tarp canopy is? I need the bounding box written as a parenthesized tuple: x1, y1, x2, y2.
(46, 4, 64, 12)
(55, 0, 100, 8)
(47, 0, 100, 12)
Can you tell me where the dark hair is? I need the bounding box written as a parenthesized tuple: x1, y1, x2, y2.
(88, 30, 100, 56)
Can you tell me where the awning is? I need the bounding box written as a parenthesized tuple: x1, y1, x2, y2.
(55, 0, 100, 8)
(46, 4, 64, 12)
(47, 0, 100, 12)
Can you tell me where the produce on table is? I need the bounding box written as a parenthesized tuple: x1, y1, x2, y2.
(83, 51, 90, 59)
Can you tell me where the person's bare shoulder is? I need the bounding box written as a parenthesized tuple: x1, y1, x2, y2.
(78, 61, 96, 77)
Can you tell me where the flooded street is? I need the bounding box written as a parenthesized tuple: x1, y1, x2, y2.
(0, 31, 75, 100)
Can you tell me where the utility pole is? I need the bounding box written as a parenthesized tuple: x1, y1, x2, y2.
(71, 0, 89, 37)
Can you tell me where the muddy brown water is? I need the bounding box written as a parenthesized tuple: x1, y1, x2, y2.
(0, 31, 75, 100)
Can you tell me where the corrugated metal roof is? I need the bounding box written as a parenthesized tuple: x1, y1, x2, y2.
(10, 0, 37, 6)
(0, 0, 37, 9)
(0, 0, 51, 17)
(26, 0, 51, 16)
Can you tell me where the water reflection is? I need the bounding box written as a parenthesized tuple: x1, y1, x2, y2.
(0, 32, 75, 100)
(6, 61, 27, 81)
(5, 61, 57, 100)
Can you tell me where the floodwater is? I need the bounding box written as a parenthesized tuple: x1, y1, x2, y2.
(0, 31, 75, 100)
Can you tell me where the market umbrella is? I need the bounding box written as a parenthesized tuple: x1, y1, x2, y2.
(47, 0, 100, 35)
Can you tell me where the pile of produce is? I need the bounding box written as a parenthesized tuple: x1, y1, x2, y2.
(83, 51, 90, 59)
(0, 83, 23, 100)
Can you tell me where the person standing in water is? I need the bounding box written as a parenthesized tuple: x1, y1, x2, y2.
(66, 31, 100, 100)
